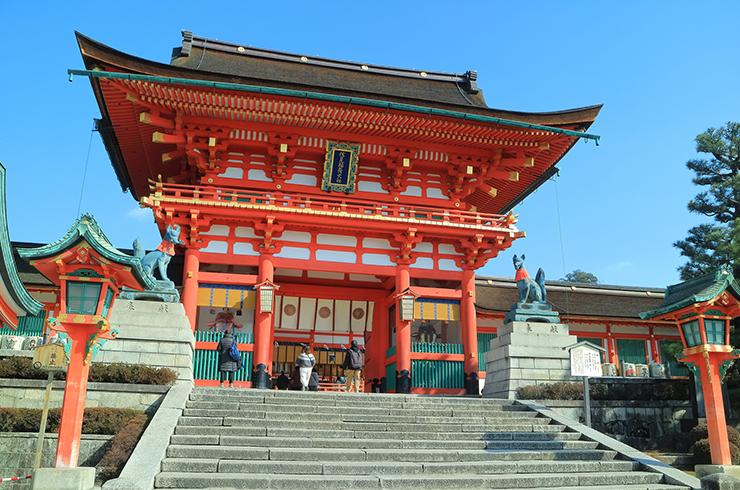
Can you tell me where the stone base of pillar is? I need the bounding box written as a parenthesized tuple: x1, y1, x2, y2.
(696, 465, 740, 480)
(465, 372, 480, 396)
(396, 370, 411, 394)
(252, 364, 271, 389)
(481, 321, 577, 399)
(32, 467, 94, 490)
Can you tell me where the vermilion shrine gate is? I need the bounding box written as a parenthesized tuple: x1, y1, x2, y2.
(72, 31, 601, 393)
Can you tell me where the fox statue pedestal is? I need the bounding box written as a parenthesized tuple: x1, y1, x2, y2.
(484, 255, 576, 399)
(482, 313, 577, 400)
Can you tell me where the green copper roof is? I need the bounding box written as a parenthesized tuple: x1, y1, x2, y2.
(18, 214, 156, 291)
(639, 267, 740, 320)
(0, 163, 43, 318)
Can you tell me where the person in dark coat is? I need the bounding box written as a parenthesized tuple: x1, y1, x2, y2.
(308, 368, 319, 391)
(342, 340, 363, 392)
(276, 371, 290, 390)
(289, 367, 302, 390)
(217, 328, 239, 387)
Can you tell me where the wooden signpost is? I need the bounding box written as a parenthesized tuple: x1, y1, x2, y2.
(31, 343, 68, 469)
(564, 341, 605, 428)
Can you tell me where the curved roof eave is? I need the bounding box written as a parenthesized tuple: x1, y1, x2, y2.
(0, 163, 43, 317)
(18, 215, 156, 291)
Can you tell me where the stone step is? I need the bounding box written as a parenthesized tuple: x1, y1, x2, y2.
(165, 445, 617, 463)
(181, 407, 541, 422)
(178, 414, 553, 428)
(190, 389, 520, 407)
(187, 392, 527, 412)
(183, 404, 537, 419)
(160, 458, 638, 475)
(185, 398, 531, 412)
(159, 486, 688, 490)
(173, 425, 572, 439)
(169, 434, 593, 450)
(154, 470, 665, 489)
(170, 428, 581, 446)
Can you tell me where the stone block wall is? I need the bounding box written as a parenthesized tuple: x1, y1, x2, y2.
(482, 321, 578, 399)
(100, 299, 195, 381)
(0, 433, 112, 490)
(0, 379, 168, 413)
(539, 399, 695, 452)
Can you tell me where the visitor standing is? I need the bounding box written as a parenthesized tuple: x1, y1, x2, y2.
(296, 345, 316, 391)
(217, 328, 239, 387)
(342, 340, 363, 393)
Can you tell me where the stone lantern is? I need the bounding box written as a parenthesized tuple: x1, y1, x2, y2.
(19, 215, 154, 488)
(641, 267, 740, 475)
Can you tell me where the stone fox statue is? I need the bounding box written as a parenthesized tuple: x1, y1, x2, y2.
(513, 254, 547, 304)
(134, 224, 185, 282)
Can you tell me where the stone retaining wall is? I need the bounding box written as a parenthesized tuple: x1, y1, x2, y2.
(0, 379, 168, 413)
(538, 399, 694, 452)
(0, 433, 112, 490)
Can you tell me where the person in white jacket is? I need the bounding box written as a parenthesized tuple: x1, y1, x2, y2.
(296, 345, 316, 391)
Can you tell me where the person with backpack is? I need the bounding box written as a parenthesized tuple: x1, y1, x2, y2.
(295, 345, 316, 391)
(217, 328, 240, 387)
(342, 340, 363, 393)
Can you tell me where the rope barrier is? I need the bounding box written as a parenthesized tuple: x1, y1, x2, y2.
(0, 475, 32, 483)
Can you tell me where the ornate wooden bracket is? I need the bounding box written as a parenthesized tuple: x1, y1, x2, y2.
(391, 228, 423, 266)
(454, 234, 509, 270)
(253, 216, 285, 254)
(184, 210, 211, 247)
(266, 133, 300, 186)
(447, 153, 494, 202)
(384, 146, 417, 196)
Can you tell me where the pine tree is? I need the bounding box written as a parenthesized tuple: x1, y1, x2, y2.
(560, 270, 599, 284)
(675, 122, 740, 280)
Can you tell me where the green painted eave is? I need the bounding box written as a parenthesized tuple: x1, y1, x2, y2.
(18, 214, 156, 291)
(0, 162, 43, 316)
(639, 267, 740, 320)
(67, 69, 601, 144)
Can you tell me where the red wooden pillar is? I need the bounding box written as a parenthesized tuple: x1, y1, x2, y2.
(461, 269, 479, 395)
(253, 253, 274, 389)
(374, 301, 389, 392)
(181, 246, 200, 331)
(395, 265, 411, 393)
(701, 355, 732, 465)
(55, 324, 94, 467)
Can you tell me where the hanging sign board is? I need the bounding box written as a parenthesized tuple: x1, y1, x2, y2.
(569, 343, 603, 377)
(32, 343, 68, 372)
(321, 141, 359, 194)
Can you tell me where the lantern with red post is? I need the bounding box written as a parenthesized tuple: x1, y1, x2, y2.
(641, 266, 740, 472)
(19, 214, 155, 471)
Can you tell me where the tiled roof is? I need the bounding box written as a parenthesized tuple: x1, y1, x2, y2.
(476, 276, 666, 320)
(17, 214, 156, 291)
(640, 267, 740, 319)
(171, 32, 486, 110)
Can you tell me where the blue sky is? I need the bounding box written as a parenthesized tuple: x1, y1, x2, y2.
(1, 1, 738, 288)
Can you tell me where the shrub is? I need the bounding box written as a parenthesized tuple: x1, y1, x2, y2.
(0, 357, 176, 385)
(691, 423, 740, 465)
(0, 407, 144, 434)
(516, 380, 690, 401)
(88, 362, 177, 385)
(96, 414, 149, 481)
(516, 382, 583, 400)
(0, 357, 63, 380)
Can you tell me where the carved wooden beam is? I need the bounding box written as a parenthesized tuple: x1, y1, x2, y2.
(384, 146, 417, 197)
(266, 133, 300, 186)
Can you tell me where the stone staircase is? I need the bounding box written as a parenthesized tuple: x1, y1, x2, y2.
(153, 387, 696, 489)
